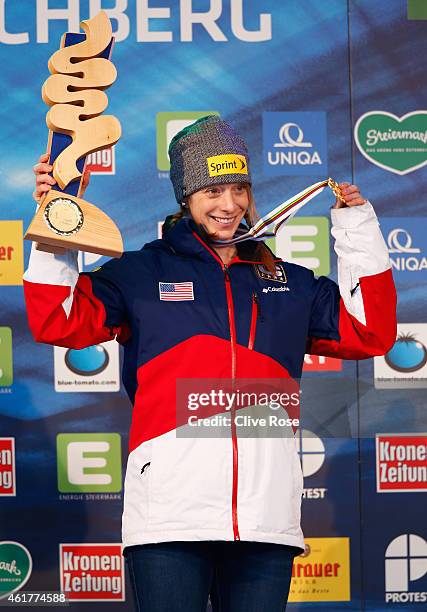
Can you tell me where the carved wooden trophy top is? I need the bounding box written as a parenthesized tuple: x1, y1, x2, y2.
(25, 11, 123, 258)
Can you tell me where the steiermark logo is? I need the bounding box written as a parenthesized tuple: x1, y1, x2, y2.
(156, 111, 220, 171)
(267, 217, 330, 276)
(57, 433, 122, 493)
(0, 542, 32, 600)
(354, 111, 427, 175)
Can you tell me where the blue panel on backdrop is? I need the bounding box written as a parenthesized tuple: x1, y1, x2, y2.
(262, 112, 328, 177)
(381, 218, 427, 282)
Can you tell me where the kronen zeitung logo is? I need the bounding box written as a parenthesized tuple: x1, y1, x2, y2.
(354, 111, 427, 175)
(0, 438, 15, 495)
(60, 544, 125, 601)
(376, 434, 427, 492)
(385, 534, 427, 603)
(207, 154, 248, 177)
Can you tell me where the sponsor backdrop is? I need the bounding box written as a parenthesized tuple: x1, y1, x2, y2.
(0, 0, 426, 609)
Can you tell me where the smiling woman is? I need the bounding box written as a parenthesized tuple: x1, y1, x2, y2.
(25, 114, 396, 612)
(165, 115, 277, 270)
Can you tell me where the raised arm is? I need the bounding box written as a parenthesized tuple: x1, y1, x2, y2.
(24, 154, 128, 349)
(307, 185, 397, 359)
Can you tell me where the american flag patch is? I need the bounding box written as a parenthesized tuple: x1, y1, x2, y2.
(159, 282, 194, 301)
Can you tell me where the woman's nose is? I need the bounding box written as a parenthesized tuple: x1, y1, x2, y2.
(219, 189, 237, 211)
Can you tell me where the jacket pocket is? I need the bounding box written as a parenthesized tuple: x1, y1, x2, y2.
(122, 441, 153, 537)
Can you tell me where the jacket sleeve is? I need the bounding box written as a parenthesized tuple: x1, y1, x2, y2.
(23, 244, 129, 349)
(306, 201, 397, 359)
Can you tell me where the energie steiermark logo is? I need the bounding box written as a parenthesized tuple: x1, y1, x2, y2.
(57, 433, 122, 493)
(267, 217, 330, 276)
(0, 328, 13, 387)
(354, 111, 427, 175)
(0, 542, 32, 600)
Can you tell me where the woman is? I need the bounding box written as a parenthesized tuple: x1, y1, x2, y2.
(25, 115, 396, 611)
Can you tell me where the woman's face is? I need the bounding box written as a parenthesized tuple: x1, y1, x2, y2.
(187, 183, 249, 240)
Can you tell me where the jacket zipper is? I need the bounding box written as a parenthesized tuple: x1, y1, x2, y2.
(191, 232, 241, 540)
(224, 264, 240, 541)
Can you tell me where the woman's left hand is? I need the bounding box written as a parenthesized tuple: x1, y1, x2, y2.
(333, 182, 367, 209)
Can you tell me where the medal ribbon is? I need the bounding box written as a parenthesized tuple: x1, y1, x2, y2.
(210, 178, 344, 246)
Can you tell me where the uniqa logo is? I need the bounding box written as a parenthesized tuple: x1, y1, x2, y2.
(64, 345, 110, 376)
(268, 123, 321, 166)
(387, 228, 427, 272)
(0, 542, 32, 600)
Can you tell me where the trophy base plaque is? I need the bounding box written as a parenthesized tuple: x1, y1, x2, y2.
(24, 189, 123, 258)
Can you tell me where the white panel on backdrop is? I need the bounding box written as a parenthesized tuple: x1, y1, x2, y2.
(54, 340, 120, 393)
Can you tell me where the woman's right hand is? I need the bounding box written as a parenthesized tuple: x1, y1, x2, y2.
(32, 153, 91, 203)
(33, 153, 56, 203)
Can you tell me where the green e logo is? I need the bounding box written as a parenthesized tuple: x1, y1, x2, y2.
(57, 433, 122, 493)
(268, 216, 330, 276)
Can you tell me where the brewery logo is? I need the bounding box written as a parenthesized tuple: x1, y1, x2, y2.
(267, 217, 330, 276)
(289, 537, 350, 602)
(263, 112, 328, 176)
(0, 438, 15, 496)
(376, 434, 427, 493)
(0, 542, 32, 600)
(86, 146, 115, 174)
(374, 324, 427, 388)
(60, 543, 125, 601)
(57, 433, 122, 494)
(381, 219, 427, 279)
(385, 534, 427, 604)
(0, 221, 23, 286)
(156, 111, 220, 172)
(296, 429, 327, 500)
(54, 340, 120, 392)
(354, 111, 427, 175)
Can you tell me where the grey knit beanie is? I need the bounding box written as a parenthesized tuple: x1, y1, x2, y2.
(168, 115, 252, 203)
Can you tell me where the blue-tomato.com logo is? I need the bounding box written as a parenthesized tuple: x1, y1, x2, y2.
(65, 345, 110, 376)
(385, 333, 427, 373)
(262, 112, 328, 176)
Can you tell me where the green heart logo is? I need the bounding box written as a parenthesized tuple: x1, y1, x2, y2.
(0, 542, 32, 600)
(354, 111, 427, 175)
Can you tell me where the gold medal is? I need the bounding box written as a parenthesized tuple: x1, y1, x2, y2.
(327, 178, 346, 203)
(44, 197, 84, 236)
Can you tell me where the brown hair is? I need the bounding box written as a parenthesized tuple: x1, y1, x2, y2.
(164, 185, 277, 276)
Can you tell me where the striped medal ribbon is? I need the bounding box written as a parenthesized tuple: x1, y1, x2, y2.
(210, 178, 345, 246)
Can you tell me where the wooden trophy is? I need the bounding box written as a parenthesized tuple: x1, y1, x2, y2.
(24, 11, 123, 258)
